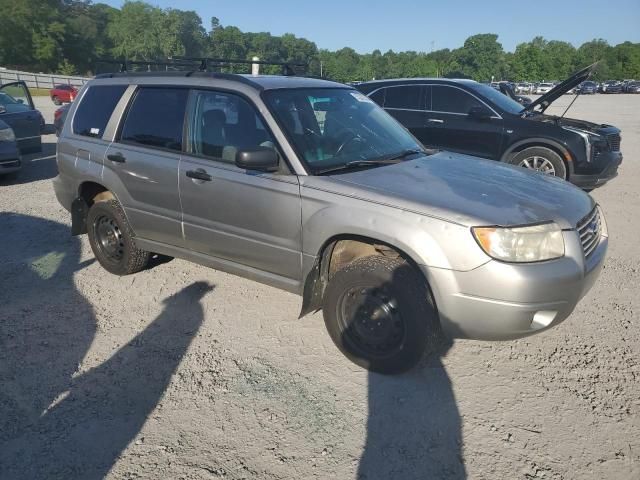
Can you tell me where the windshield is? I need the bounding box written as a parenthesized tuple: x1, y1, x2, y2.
(263, 88, 424, 174)
(466, 83, 523, 114)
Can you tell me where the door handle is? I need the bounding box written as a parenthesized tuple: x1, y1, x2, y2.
(107, 152, 126, 163)
(186, 168, 212, 182)
(427, 118, 444, 124)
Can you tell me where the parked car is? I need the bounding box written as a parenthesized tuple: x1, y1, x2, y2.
(535, 82, 554, 94)
(356, 63, 622, 190)
(54, 69, 608, 374)
(576, 81, 598, 94)
(0, 81, 44, 154)
(601, 81, 623, 94)
(515, 82, 532, 94)
(0, 119, 21, 177)
(54, 103, 70, 136)
(624, 81, 640, 93)
(50, 84, 78, 105)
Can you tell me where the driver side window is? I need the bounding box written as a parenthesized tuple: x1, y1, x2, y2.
(186, 90, 277, 164)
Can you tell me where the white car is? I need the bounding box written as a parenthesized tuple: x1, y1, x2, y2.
(535, 83, 554, 94)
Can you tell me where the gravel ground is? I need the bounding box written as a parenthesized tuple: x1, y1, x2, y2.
(1, 95, 638, 480)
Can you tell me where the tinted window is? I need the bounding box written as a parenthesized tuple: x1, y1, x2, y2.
(432, 85, 485, 114)
(368, 88, 385, 106)
(186, 90, 276, 163)
(120, 87, 188, 151)
(384, 86, 423, 109)
(73, 85, 126, 138)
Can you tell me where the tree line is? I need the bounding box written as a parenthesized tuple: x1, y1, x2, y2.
(1, 0, 639, 83)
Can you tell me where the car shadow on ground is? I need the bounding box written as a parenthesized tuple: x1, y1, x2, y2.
(0, 213, 212, 479)
(354, 266, 466, 479)
(0, 139, 58, 186)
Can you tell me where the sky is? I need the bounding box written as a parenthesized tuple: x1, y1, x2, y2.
(101, 0, 640, 53)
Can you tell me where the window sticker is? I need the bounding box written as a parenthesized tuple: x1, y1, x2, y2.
(90, 128, 100, 136)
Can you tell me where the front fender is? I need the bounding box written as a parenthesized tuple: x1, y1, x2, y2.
(301, 191, 489, 272)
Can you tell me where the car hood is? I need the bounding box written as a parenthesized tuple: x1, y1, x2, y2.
(524, 62, 598, 113)
(308, 152, 594, 229)
(528, 113, 620, 135)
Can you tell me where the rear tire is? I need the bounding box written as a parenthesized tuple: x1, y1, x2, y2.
(322, 255, 440, 374)
(86, 198, 151, 275)
(510, 146, 567, 179)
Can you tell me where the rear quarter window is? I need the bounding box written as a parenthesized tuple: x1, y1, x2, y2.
(119, 87, 188, 152)
(72, 85, 127, 138)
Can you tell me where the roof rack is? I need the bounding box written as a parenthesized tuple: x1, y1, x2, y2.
(170, 56, 307, 76)
(96, 59, 201, 73)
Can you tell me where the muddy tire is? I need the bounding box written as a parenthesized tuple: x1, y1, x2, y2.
(510, 146, 567, 179)
(322, 255, 439, 374)
(86, 198, 151, 275)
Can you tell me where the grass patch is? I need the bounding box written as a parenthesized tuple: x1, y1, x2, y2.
(29, 88, 51, 97)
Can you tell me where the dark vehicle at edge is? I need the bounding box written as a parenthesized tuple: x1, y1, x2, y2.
(356, 64, 622, 190)
(576, 81, 598, 94)
(0, 81, 44, 156)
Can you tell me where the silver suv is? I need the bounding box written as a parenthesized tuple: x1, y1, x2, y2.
(54, 72, 608, 374)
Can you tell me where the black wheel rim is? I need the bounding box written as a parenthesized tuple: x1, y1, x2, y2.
(93, 214, 124, 262)
(337, 285, 406, 358)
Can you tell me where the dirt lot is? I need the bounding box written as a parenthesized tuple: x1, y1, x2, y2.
(1, 95, 638, 479)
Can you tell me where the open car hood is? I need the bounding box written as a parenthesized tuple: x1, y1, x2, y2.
(523, 62, 598, 113)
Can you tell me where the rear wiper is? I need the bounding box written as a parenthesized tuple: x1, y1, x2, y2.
(316, 149, 424, 175)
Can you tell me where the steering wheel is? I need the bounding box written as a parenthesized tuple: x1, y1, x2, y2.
(334, 128, 364, 156)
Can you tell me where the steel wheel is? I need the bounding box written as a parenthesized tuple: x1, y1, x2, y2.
(93, 214, 125, 262)
(337, 285, 406, 358)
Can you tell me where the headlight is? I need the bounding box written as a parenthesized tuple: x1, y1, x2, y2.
(472, 222, 565, 263)
(0, 128, 16, 142)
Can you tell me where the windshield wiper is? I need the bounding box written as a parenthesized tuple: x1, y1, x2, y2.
(316, 149, 424, 175)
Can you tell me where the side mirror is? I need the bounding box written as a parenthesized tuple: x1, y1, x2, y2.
(17, 99, 24, 104)
(468, 106, 491, 121)
(235, 147, 279, 172)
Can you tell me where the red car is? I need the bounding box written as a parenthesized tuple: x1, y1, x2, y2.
(49, 84, 78, 105)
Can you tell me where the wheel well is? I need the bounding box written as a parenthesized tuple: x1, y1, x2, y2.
(299, 235, 424, 318)
(507, 142, 573, 178)
(78, 182, 112, 206)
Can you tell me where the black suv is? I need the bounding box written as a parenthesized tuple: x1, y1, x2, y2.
(356, 64, 622, 190)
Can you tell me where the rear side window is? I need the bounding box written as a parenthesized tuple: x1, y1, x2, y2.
(432, 86, 484, 114)
(368, 88, 386, 106)
(384, 86, 423, 109)
(73, 85, 126, 138)
(119, 87, 188, 152)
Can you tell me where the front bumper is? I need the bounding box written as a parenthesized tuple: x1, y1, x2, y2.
(423, 228, 608, 340)
(571, 150, 623, 189)
(0, 146, 22, 175)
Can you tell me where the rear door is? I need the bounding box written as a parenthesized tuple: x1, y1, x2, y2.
(0, 81, 41, 153)
(179, 88, 302, 283)
(427, 85, 503, 159)
(379, 85, 431, 145)
(104, 86, 187, 246)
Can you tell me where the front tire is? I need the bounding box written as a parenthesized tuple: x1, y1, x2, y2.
(322, 256, 440, 374)
(86, 198, 151, 275)
(510, 146, 567, 179)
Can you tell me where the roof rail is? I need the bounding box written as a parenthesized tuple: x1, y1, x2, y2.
(170, 56, 307, 76)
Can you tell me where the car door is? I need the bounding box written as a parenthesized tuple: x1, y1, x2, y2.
(179, 89, 302, 283)
(0, 81, 41, 153)
(427, 85, 503, 160)
(379, 85, 431, 145)
(104, 86, 187, 247)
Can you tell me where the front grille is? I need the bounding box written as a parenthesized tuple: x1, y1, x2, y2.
(577, 207, 602, 258)
(607, 133, 621, 152)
